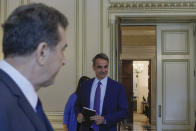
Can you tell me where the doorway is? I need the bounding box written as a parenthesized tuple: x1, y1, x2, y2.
(117, 21, 195, 130)
(119, 25, 157, 130)
(133, 61, 151, 128)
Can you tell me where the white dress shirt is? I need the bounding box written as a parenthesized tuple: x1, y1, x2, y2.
(90, 77, 108, 115)
(0, 60, 38, 111)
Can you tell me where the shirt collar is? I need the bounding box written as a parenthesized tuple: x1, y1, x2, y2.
(94, 76, 108, 87)
(0, 60, 38, 111)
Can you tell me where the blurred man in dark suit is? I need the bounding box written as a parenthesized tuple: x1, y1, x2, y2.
(0, 3, 68, 131)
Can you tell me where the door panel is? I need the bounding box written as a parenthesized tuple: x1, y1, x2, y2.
(157, 23, 195, 130)
(163, 60, 189, 124)
(120, 60, 133, 122)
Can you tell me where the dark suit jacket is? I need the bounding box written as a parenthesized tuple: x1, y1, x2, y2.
(75, 77, 128, 131)
(0, 69, 49, 131)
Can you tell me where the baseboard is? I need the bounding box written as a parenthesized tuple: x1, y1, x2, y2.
(46, 112, 64, 131)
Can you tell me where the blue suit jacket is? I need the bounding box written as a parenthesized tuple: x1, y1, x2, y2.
(75, 77, 128, 131)
(0, 69, 49, 131)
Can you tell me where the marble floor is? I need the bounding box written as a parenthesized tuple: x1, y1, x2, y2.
(120, 112, 156, 131)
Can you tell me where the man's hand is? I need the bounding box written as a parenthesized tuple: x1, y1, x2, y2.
(77, 113, 84, 123)
(90, 115, 104, 125)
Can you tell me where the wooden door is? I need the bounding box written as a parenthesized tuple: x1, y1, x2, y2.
(120, 60, 133, 122)
(148, 60, 151, 123)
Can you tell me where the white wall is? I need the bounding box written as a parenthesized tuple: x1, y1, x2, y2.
(29, 0, 76, 112)
(0, 0, 77, 111)
(0, 0, 101, 130)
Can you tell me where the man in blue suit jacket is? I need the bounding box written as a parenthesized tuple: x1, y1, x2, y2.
(0, 3, 68, 131)
(75, 53, 128, 131)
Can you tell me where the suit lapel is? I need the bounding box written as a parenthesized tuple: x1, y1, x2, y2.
(18, 96, 47, 131)
(0, 69, 47, 131)
(102, 78, 113, 114)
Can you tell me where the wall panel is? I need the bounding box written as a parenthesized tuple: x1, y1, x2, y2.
(85, 0, 100, 77)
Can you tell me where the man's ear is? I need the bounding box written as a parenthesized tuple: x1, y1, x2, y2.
(36, 42, 49, 66)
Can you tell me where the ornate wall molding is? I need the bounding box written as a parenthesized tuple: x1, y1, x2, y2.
(108, 1, 196, 10)
(0, 0, 7, 24)
(82, 0, 86, 75)
(20, 0, 25, 5)
(0, 0, 7, 59)
(75, 0, 80, 82)
(75, 0, 87, 82)
(20, 0, 31, 5)
(100, 0, 104, 52)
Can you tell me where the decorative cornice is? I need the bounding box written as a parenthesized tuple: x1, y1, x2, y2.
(108, 1, 196, 10)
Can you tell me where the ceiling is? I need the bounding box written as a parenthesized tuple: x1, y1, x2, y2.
(121, 26, 156, 46)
